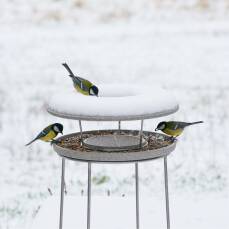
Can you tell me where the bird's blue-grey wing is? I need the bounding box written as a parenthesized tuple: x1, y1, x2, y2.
(36, 130, 48, 139)
(81, 82, 90, 92)
(25, 126, 52, 146)
(171, 122, 190, 130)
(177, 122, 190, 129)
(170, 122, 182, 130)
(173, 123, 179, 130)
(72, 76, 81, 86)
(36, 125, 52, 139)
(72, 76, 89, 91)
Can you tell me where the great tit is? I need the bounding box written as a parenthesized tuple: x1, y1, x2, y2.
(155, 121, 203, 138)
(25, 123, 63, 146)
(62, 63, 99, 96)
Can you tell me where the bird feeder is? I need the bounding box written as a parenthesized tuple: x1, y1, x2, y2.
(45, 84, 179, 229)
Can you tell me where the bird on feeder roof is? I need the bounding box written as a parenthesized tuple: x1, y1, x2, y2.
(62, 63, 99, 97)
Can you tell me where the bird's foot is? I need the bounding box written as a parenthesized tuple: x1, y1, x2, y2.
(169, 136, 176, 142)
(50, 139, 61, 145)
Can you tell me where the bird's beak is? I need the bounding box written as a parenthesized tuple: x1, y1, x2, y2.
(61, 131, 63, 135)
(155, 128, 158, 131)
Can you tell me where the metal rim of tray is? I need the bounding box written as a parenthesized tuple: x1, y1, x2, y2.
(53, 130, 177, 163)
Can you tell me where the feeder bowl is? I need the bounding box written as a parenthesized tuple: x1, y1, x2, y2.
(54, 130, 176, 163)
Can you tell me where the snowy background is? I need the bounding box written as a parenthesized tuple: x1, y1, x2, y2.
(0, 0, 229, 228)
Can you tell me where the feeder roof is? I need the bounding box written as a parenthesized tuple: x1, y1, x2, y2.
(45, 84, 179, 121)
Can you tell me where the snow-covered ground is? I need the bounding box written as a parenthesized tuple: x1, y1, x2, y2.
(0, 1, 229, 228)
(31, 196, 229, 229)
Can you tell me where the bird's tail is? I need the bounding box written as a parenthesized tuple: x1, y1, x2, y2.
(188, 121, 204, 126)
(25, 138, 37, 146)
(62, 63, 74, 77)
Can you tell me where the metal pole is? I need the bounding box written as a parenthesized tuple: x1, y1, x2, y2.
(59, 158, 65, 229)
(164, 156, 170, 229)
(79, 120, 83, 146)
(135, 163, 140, 229)
(118, 121, 121, 133)
(87, 163, 92, 229)
(139, 120, 144, 147)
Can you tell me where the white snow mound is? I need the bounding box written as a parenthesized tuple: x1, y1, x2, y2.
(45, 84, 179, 121)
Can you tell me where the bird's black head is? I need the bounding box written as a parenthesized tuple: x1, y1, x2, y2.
(155, 121, 167, 131)
(89, 85, 99, 96)
(53, 123, 64, 134)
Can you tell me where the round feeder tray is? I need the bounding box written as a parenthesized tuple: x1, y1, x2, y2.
(53, 130, 176, 163)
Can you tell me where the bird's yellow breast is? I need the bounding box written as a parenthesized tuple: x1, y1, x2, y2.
(162, 128, 183, 137)
(74, 85, 89, 95)
(40, 130, 57, 142)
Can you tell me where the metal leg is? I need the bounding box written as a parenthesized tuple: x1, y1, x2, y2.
(164, 157, 170, 229)
(139, 120, 144, 147)
(87, 163, 92, 229)
(135, 163, 140, 229)
(79, 120, 83, 145)
(59, 158, 65, 229)
(118, 121, 121, 133)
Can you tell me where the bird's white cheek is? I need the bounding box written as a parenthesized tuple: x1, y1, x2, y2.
(90, 89, 95, 95)
(54, 126, 59, 132)
(159, 124, 166, 130)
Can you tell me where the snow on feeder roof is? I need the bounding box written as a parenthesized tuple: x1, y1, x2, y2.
(45, 84, 179, 121)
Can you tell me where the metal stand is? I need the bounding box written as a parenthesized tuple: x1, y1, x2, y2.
(118, 121, 121, 133)
(79, 120, 83, 145)
(58, 125, 172, 229)
(164, 156, 170, 229)
(59, 158, 65, 229)
(80, 118, 91, 229)
(118, 121, 121, 130)
(87, 163, 92, 229)
(86, 162, 140, 229)
(135, 163, 140, 229)
(139, 120, 144, 147)
(58, 158, 171, 229)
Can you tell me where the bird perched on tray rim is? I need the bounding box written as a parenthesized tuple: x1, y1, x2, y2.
(25, 123, 63, 146)
(155, 121, 203, 138)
